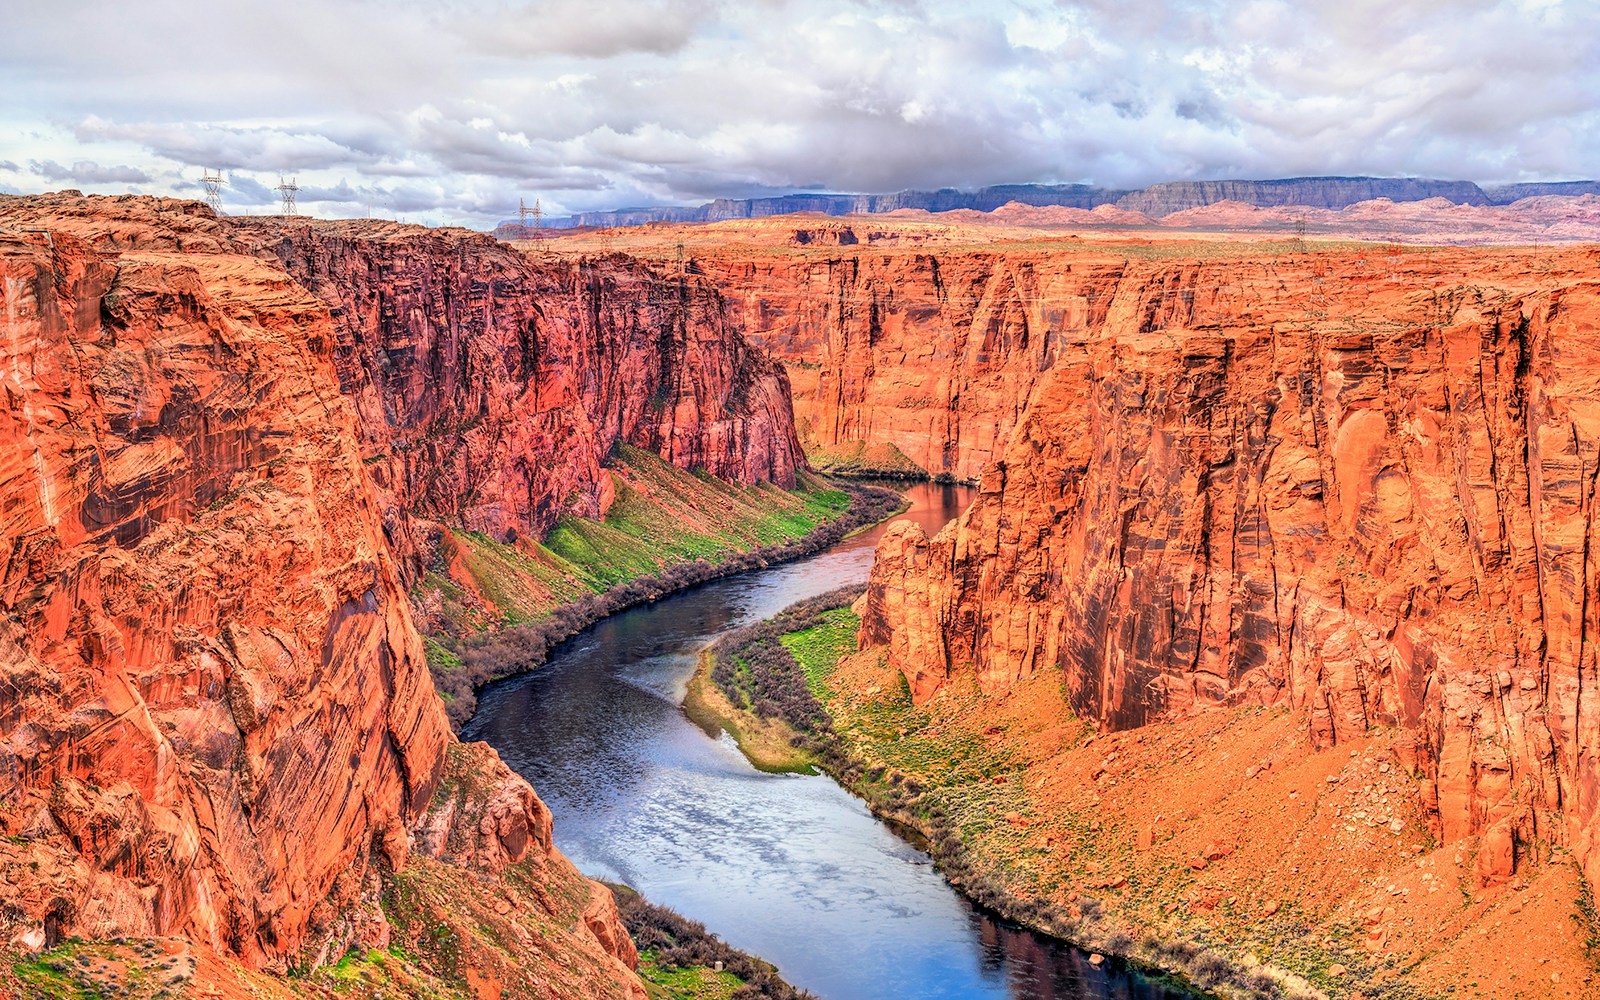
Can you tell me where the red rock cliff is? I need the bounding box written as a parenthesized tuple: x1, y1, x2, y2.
(0, 196, 657, 994)
(860, 245, 1600, 895)
(245, 221, 803, 553)
(0, 222, 449, 965)
(704, 252, 1120, 482)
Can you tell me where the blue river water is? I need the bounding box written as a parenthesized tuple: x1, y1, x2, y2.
(466, 483, 1192, 1000)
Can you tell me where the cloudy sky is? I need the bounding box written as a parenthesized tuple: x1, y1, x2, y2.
(1, 0, 1592, 227)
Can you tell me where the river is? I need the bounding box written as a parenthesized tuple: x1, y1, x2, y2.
(465, 482, 1191, 1000)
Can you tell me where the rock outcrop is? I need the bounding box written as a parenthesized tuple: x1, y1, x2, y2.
(246, 220, 802, 555)
(1486, 180, 1600, 203)
(549, 183, 1126, 228)
(0, 221, 450, 967)
(860, 244, 1600, 898)
(543, 176, 1584, 229)
(1114, 177, 1491, 216)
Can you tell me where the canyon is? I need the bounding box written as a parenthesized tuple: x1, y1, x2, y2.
(546, 197, 1600, 487)
(6, 188, 1600, 999)
(526, 212, 1600, 995)
(842, 241, 1600, 995)
(542, 176, 1600, 230)
(248, 217, 802, 557)
(0, 193, 807, 997)
(524, 211, 1600, 993)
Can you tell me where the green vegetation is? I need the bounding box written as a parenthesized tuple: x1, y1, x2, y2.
(636, 951, 748, 1000)
(802, 438, 927, 480)
(778, 608, 858, 700)
(683, 651, 819, 774)
(558, 443, 850, 584)
(9, 938, 182, 1000)
(611, 886, 817, 1000)
(11, 946, 93, 1000)
(1577, 866, 1600, 971)
(420, 445, 904, 725)
(314, 946, 424, 994)
(703, 593, 1326, 1000)
(421, 443, 850, 633)
(687, 592, 877, 774)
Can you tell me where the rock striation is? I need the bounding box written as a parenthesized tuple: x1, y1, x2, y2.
(246, 220, 802, 557)
(860, 244, 1600, 897)
(0, 193, 810, 993)
(537, 175, 1593, 229)
(1114, 177, 1491, 216)
(544, 183, 1126, 229)
(704, 251, 1128, 483)
(0, 220, 451, 967)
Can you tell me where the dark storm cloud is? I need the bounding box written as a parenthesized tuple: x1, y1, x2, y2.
(1, 0, 1593, 226)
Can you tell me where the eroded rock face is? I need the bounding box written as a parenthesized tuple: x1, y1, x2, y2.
(860, 245, 1600, 896)
(246, 220, 803, 555)
(705, 252, 1126, 482)
(0, 196, 699, 988)
(0, 226, 449, 967)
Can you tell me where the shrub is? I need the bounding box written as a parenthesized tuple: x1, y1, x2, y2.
(702, 585, 874, 739)
(610, 888, 818, 1000)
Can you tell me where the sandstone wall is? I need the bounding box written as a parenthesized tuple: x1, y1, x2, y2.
(860, 246, 1600, 893)
(1114, 177, 1490, 215)
(249, 221, 803, 554)
(705, 252, 1127, 482)
(0, 226, 450, 966)
(0, 196, 755, 990)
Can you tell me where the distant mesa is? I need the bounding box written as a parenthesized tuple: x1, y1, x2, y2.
(511, 175, 1600, 232)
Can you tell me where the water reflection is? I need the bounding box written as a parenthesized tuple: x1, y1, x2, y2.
(467, 483, 1191, 1000)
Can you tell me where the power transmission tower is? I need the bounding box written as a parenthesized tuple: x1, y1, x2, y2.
(518, 197, 543, 237)
(201, 168, 225, 216)
(277, 176, 299, 216)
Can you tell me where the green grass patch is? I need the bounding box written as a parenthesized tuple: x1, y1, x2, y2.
(779, 608, 859, 700)
(803, 439, 927, 479)
(636, 950, 749, 1000)
(11, 948, 92, 1000)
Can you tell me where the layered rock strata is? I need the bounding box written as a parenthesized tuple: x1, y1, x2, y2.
(549, 175, 1595, 228)
(860, 245, 1600, 896)
(0, 194, 807, 993)
(705, 252, 1126, 482)
(247, 220, 802, 554)
(0, 224, 452, 966)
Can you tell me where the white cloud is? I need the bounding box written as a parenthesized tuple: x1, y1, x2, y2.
(0, 0, 1592, 226)
(29, 159, 153, 184)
